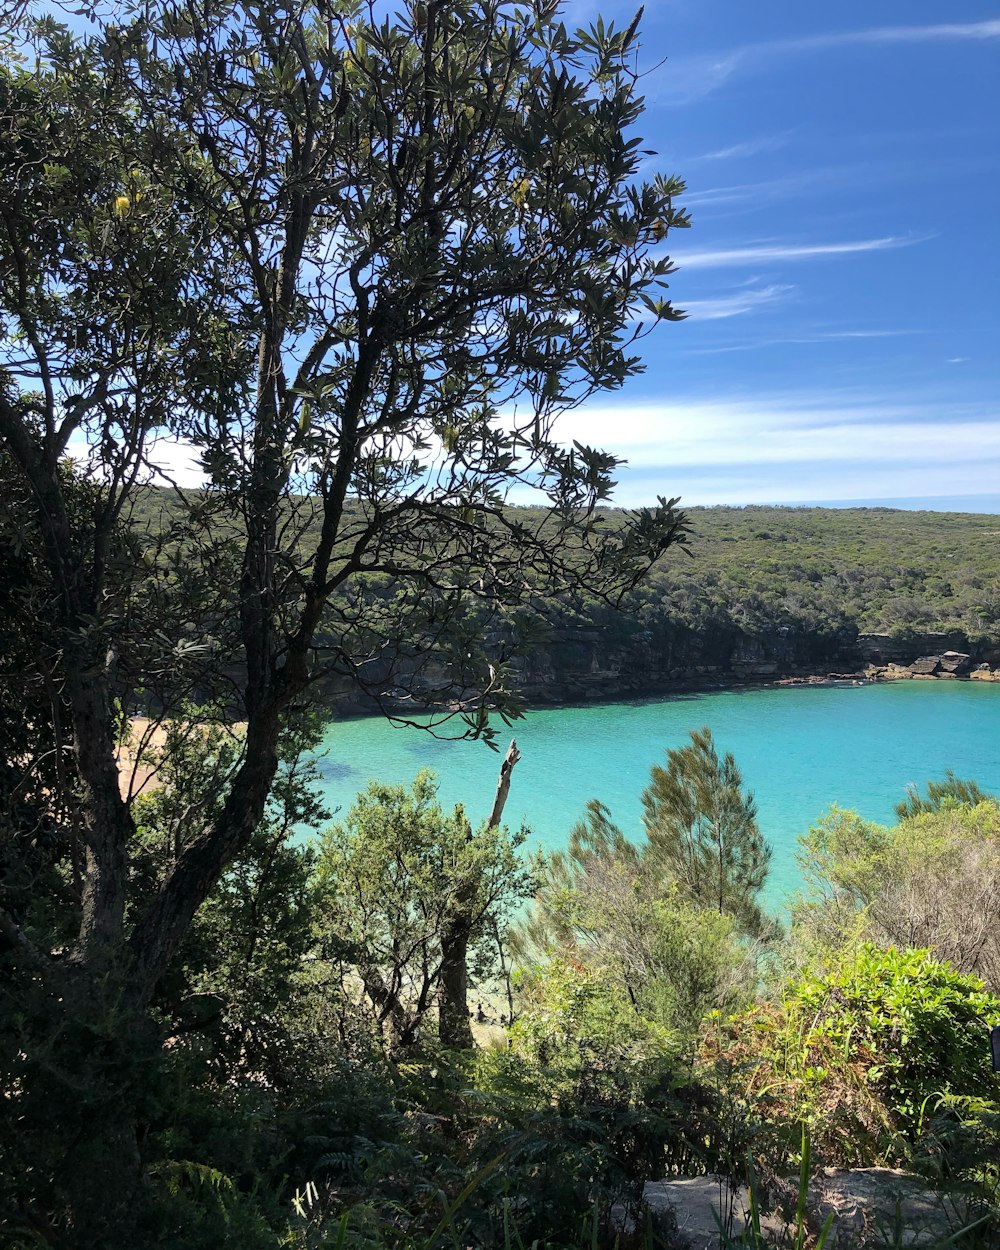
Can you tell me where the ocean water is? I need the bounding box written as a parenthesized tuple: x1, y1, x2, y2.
(309, 681, 1000, 908)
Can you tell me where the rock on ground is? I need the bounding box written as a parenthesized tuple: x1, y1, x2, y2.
(637, 1169, 979, 1249)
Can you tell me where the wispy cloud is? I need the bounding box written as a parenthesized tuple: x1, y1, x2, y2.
(805, 21, 1000, 47)
(682, 283, 793, 320)
(673, 236, 923, 269)
(694, 133, 792, 162)
(545, 392, 1000, 506)
(682, 162, 919, 210)
(659, 20, 1000, 103)
(681, 328, 919, 354)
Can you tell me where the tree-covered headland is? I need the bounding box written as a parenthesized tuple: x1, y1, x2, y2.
(122, 491, 1000, 710)
(2, 1, 999, 1247)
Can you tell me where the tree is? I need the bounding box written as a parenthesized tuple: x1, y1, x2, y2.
(642, 727, 771, 935)
(520, 793, 760, 1048)
(0, 2, 689, 1239)
(130, 716, 330, 1087)
(314, 771, 532, 1050)
(438, 736, 522, 1047)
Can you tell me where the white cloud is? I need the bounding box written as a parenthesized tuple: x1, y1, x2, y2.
(672, 236, 922, 269)
(558, 398, 1000, 470)
(659, 20, 1000, 103)
(541, 392, 1000, 506)
(66, 430, 206, 488)
(682, 283, 792, 319)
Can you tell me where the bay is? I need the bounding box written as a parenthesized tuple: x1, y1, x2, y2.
(310, 681, 1000, 908)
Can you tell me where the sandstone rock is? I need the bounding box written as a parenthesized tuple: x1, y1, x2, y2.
(632, 1170, 980, 1250)
(810, 1165, 975, 1245)
(768, 1167, 974, 1248)
(873, 663, 913, 680)
(638, 1177, 751, 1249)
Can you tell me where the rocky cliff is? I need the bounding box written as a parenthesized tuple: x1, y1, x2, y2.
(313, 625, 1000, 714)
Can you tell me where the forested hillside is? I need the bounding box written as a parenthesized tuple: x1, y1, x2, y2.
(130, 492, 1000, 708)
(536, 502, 1000, 699)
(649, 504, 1000, 640)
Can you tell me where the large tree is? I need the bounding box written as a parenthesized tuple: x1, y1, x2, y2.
(0, 2, 689, 1242)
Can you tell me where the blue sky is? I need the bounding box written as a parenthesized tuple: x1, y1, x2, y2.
(55, 2, 999, 510)
(555, 1, 1000, 508)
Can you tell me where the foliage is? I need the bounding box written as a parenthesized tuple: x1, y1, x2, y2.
(712, 944, 1000, 1169)
(793, 798, 1000, 993)
(914, 1089, 1000, 1214)
(520, 734, 771, 1055)
(643, 727, 772, 936)
(477, 956, 690, 1240)
(509, 956, 676, 1092)
(645, 897, 753, 1047)
(640, 503, 1000, 653)
(0, 1, 691, 1240)
(895, 771, 993, 821)
(315, 771, 533, 1049)
(133, 715, 330, 1085)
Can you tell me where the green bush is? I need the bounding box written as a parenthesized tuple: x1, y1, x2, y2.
(713, 944, 1000, 1167)
(792, 799, 1000, 993)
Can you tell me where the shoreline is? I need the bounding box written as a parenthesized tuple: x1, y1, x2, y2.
(323, 665, 1000, 726)
(124, 662, 1000, 744)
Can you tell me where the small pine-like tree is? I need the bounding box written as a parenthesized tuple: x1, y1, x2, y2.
(642, 727, 771, 935)
(894, 769, 992, 820)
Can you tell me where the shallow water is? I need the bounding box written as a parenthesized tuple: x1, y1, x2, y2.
(309, 681, 1000, 906)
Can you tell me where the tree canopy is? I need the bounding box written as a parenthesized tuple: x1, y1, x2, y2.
(0, 2, 690, 1242)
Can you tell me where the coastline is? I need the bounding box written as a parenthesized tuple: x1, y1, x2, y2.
(323, 658, 1000, 725)
(117, 715, 247, 800)
(121, 654, 1000, 743)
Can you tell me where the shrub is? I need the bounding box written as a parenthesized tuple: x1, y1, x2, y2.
(793, 800, 1000, 992)
(711, 944, 1000, 1168)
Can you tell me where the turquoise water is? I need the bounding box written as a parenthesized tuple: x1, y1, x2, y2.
(310, 682, 1000, 906)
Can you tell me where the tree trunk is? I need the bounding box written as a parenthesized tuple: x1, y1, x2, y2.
(437, 923, 474, 1049)
(438, 739, 520, 1049)
(487, 739, 521, 831)
(62, 1102, 143, 1250)
(19, 965, 160, 1250)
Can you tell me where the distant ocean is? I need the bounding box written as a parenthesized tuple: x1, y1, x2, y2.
(783, 494, 1000, 513)
(309, 681, 1000, 910)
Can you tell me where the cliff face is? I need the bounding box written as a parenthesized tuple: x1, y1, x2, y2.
(502, 620, 860, 704)
(313, 625, 1000, 713)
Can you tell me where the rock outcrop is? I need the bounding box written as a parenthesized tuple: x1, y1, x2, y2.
(309, 627, 998, 713)
(634, 1169, 978, 1250)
